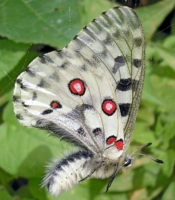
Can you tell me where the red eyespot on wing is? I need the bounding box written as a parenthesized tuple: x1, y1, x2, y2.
(115, 139, 124, 150)
(68, 79, 85, 96)
(50, 101, 62, 109)
(106, 136, 116, 145)
(102, 99, 117, 116)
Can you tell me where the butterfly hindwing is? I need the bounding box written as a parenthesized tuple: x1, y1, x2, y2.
(13, 47, 124, 154)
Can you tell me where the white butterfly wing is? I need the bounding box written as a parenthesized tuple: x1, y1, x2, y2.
(67, 6, 145, 149)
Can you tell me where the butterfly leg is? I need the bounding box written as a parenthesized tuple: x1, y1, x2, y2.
(106, 164, 118, 192)
(79, 161, 105, 182)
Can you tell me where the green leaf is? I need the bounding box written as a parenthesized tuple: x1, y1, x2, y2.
(29, 178, 47, 200)
(163, 35, 175, 49)
(160, 149, 175, 177)
(0, 0, 115, 50)
(142, 72, 165, 106)
(162, 177, 175, 200)
(0, 40, 29, 80)
(153, 44, 175, 71)
(161, 122, 175, 148)
(0, 190, 13, 200)
(94, 193, 128, 200)
(136, 0, 175, 41)
(132, 116, 158, 145)
(0, 0, 82, 48)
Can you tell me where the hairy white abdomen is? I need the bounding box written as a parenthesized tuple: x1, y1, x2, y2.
(43, 151, 116, 196)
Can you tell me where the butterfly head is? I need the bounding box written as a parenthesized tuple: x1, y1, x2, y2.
(123, 154, 134, 167)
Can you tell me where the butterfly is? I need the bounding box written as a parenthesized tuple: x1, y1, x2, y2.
(13, 6, 162, 196)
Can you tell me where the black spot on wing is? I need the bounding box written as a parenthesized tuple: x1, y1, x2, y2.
(102, 35, 112, 46)
(113, 30, 121, 40)
(112, 64, 118, 74)
(16, 114, 23, 120)
(26, 66, 36, 76)
(82, 104, 94, 110)
(16, 79, 28, 90)
(117, 78, 132, 91)
(13, 96, 20, 103)
(119, 103, 130, 117)
(35, 119, 43, 126)
(115, 56, 125, 67)
(55, 50, 62, 55)
(92, 54, 101, 65)
(83, 25, 88, 30)
(43, 55, 54, 63)
(37, 80, 45, 88)
(113, 56, 126, 74)
(20, 82, 27, 90)
(80, 65, 87, 71)
(42, 109, 53, 115)
(123, 30, 130, 38)
(133, 59, 141, 68)
(49, 73, 60, 82)
(61, 50, 74, 59)
(39, 56, 47, 63)
(78, 52, 97, 68)
(77, 127, 86, 137)
(99, 50, 108, 58)
(117, 79, 139, 91)
(59, 62, 68, 69)
(16, 79, 22, 85)
(73, 35, 78, 40)
(22, 102, 29, 107)
(92, 128, 102, 136)
(37, 79, 50, 88)
(32, 92, 37, 100)
(134, 37, 142, 47)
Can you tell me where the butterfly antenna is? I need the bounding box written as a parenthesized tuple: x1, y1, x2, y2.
(130, 142, 164, 164)
(130, 142, 152, 156)
(133, 153, 164, 164)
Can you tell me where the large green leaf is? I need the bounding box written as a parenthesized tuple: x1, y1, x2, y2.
(136, 0, 175, 41)
(0, 0, 82, 49)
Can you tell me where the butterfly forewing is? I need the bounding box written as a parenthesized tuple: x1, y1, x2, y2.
(67, 7, 145, 150)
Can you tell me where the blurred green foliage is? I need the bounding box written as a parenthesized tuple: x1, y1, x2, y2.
(0, 0, 175, 199)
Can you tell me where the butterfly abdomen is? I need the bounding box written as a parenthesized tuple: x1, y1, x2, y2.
(43, 150, 118, 196)
(43, 151, 93, 195)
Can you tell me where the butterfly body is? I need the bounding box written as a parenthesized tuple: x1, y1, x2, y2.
(13, 6, 145, 196)
(44, 150, 130, 196)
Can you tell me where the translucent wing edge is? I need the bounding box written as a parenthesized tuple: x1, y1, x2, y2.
(123, 8, 145, 150)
